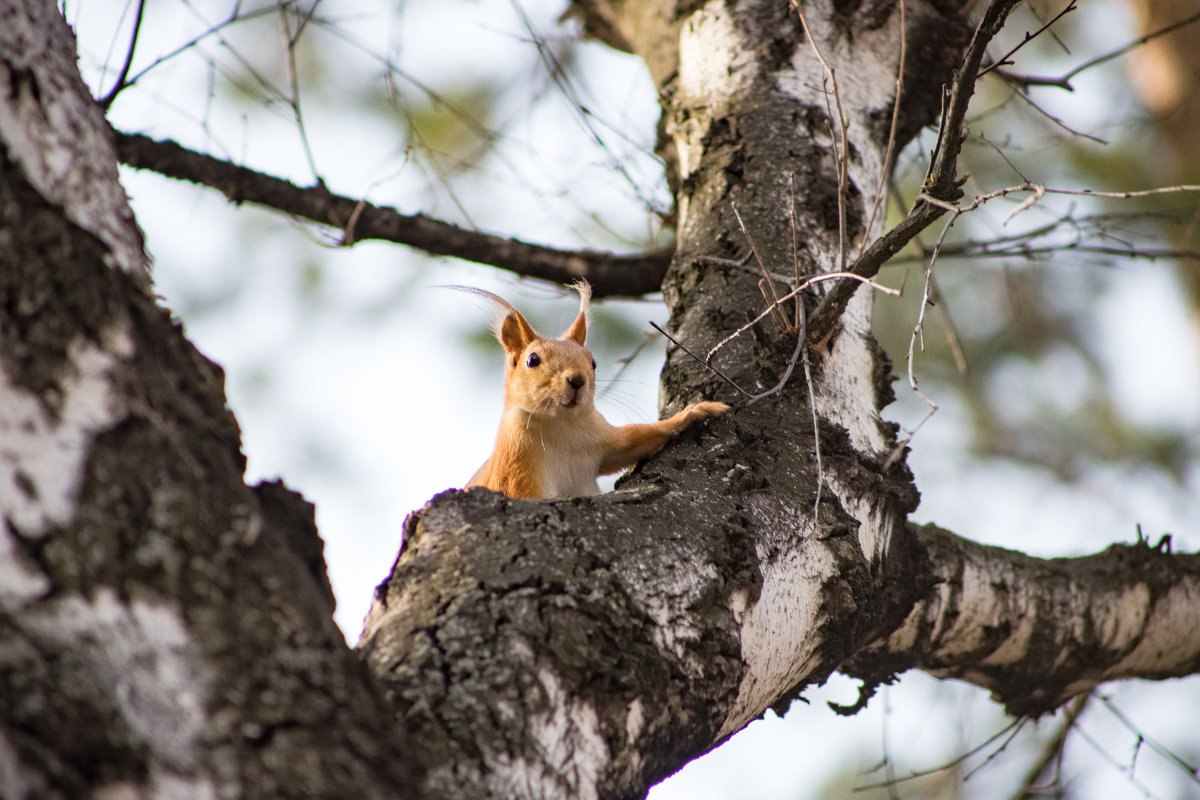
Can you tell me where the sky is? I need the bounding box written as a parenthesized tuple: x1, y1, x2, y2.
(67, 0, 1200, 797)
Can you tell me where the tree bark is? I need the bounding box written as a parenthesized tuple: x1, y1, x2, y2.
(1, 2, 414, 797)
(4, 1, 1200, 799)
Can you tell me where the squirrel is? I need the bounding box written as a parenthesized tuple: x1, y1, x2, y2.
(455, 281, 731, 499)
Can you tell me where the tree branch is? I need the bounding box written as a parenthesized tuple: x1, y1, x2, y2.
(361, 475, 1200, 799)
(112, 131, 670, 298)
(847, 525, 1200, 717)
(807, 0, 1023, 345)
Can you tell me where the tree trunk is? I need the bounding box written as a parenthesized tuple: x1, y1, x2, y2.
(1, 2, 413, 797)
(4, 1, 1200, 799)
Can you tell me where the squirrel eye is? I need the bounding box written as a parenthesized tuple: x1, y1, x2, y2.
(526, 352, 541, 368)
(591, 358, 596, 370)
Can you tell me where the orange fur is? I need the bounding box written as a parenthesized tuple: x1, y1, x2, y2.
(461, 282, 731, 499)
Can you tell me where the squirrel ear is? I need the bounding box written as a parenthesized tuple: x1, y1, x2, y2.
(498, 310, 537, 356)
(561, 280, 591, 346)
(437, 285, 541, 357)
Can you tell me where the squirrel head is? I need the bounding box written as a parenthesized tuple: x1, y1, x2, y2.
(451, 282, 597, 418)
(498, 281, 595, 417)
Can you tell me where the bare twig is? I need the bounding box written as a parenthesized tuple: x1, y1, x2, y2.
(929, 275, 968, 375)
(1072, 723, 1157, 797)
(99, 0, 147, 109)
(510, 0, 667, 218)
(1007, 85, 1109, 144)
(732, 203, 789, 331)
(855, 719, 1028, 791)
(962, 720, 1031, 781)
(977, 1, 1078, 80)
(708, 272, 899, 367)
(280, 2, 322, 183)
(860, 0, 907, 256)
(886, 206, 1200, 265)
(995, 7, 1200, 95)
(650, 309, 806, 404)
(882, 206, 962, 470)
(1010, 694, 1089, 800)
(649, 322, 753, 400)
(796, 274, 823, 523)
(789, 173, 803, 328)
(599, 331, 658, 400)
(1096, 695, 1200, 782)
(807, 0, 1025, 345)
(791, 0, 852, 271)
(96, 3, 283, 101)
(1067, 8, 1200, 86)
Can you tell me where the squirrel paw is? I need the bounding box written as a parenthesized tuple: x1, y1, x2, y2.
(684, 401, 733, 424)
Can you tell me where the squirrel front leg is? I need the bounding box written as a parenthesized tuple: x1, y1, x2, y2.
(598, 401, 731, 475)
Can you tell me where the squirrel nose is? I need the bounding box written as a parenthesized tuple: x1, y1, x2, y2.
(566, 374, 585, 390)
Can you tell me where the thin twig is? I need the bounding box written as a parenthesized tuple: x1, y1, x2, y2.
(99, 3, 283, 100)
(1072, 723, 1157, 798)
(700, 254, 795, 285)
(1060, 7, 1200, 85)
(962, 719, 1031, 781)
(599, 331, 658, 400)
(789, 173, 803, 327)
(1010, 694, 1089, 800)
(855, 719, 1027, 791)
(732, 203, 789, 331)
(650, 315, 806, 405)
(649, 322, 753, 400)
(796, 296, 823, 522)
(99, 0, 147, 109)
(929, 275, 968, 374)
(791, 0, 851, 270)
(860, 0, 907, 257)
(708, 272, 899, 367)
(1096, 695, 1200, 781)
(808, 0, 1025, 345)
(1007, 85, 1108, 144)
(883, 207, 961, 471)
(510, 0, 667, 218)
(280, 2, 322, 182)
(977, 1, 1078, 80)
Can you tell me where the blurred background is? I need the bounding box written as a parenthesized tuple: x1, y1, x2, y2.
(69, 0, 1200, 796)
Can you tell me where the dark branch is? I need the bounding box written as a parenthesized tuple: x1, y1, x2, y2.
(976, 1, 1078, 81)
(112, 131, 669, 298)
(98, 0, 146, 110)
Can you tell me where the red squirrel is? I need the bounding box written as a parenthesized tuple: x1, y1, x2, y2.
(458, 282, 731, 499)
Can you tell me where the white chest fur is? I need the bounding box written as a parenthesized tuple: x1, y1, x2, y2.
(521, 412, 605, 498)
(539, 441, 602, 497)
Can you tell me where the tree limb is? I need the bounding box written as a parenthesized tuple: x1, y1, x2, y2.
(847, 525, 1200, 716)
(112, 131, 670, 298)
(360, 476, 1200, 799)
(807, 0, 1024, 345)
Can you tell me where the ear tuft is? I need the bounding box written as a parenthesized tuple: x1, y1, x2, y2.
(439, 284, 538, 357)
(562, 280, 591, 345)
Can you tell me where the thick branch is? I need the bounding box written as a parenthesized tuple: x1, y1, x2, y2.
(112, 131, 669, 298)
(848, 524, 1200, 717)
(361, 464, 1200, 799)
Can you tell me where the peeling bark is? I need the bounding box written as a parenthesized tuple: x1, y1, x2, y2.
(849, 525, 1200, 716)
